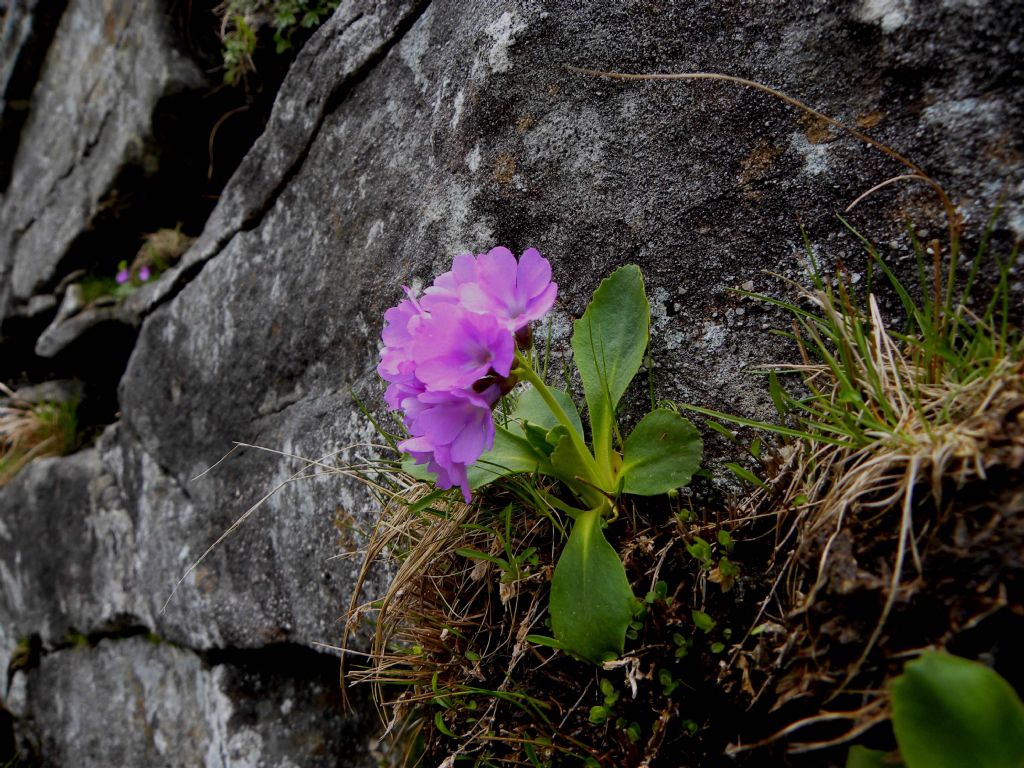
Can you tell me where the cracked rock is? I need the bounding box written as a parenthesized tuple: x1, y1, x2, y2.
(0, 0, 205, 323)
(12, 636, 373, 768)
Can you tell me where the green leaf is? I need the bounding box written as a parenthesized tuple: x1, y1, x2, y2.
(549, 432, 601, 506)
(891, 652, 1024, 768)
(511, 385, 584, 438)
(706, 420, 738, 443)
(454, 548, 510, 570)
(402, 426, 545, 490)
(525, 634, 567, 652)
(845, 746, 898, 768)
(572, 265, 650, 470)
(550, 509, 635, 663)
(470, 427, 548, 487)
(401, 456, 434, 483)
(523, 423, 556, 457)
(691, 610, 715, 632)
(724, 462, 765, 488)
(685, 536, 712, 564)
(434, 711, 455, 737)
(768, 369, 789, 418)
(619, 409, 703, 495)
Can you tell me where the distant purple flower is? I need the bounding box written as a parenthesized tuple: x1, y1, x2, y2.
(138, 266, 151, 282)
(399, 387, 499, 501)
(116, 268, 130, 285)
(458, 247, 557, 331)
(411, 303, 513, 392)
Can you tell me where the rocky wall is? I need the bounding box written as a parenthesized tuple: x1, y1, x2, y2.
(1, 0, 1021, 764)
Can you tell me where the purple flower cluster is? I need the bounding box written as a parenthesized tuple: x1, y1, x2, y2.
(379, 246, 557, 501)
(116, 263, 152, 285)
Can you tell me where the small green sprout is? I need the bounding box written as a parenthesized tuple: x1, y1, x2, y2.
(685, 536, 713, 567)
(658, 669, 679, 696)
(644, 580, 673, 606)
(691, 610, 715, 633)
(672, 632, 691, 660)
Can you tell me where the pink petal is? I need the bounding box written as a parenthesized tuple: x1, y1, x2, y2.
(457, 282, 496, 315)
(451, 252, 478, 283)
(476, 247, 517, 298)
(524, 281, 558, 321)
(449, 420, 487, 463)
(514, 248, 552, 302)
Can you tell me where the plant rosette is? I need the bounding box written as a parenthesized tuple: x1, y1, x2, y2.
(378, 249, 703, 663)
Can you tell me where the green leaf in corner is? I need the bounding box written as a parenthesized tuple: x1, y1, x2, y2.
(890, 652, 1024, 768)
(511, 385, 584, 439)
(572, 265, 650, 468)
(401, 426, 546, 491)
(619, 409, 703, 495)
(550, 508, 635, 664)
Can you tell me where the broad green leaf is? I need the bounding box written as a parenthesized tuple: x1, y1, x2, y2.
(523, 423, 555, 458)
(891, 653, 1024, 768)
(434, 711, 455, 737)
(550, 432, 590, 485)
(401, 426, 545, 491)
(845, 746, 900, 768)
(549, 433, 603, 508)
(550, 508, 635, 663)
(572, 265, 650, 471)
(400, 456, 434, 483)
(470, 427, 550, 487)
(545, 424, 569, 448)
(619, 409, 702, 495)
(511, 385, 584, 438)
(685, 536, 712, 564)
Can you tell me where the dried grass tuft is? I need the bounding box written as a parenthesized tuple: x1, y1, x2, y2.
(0, 383, 78, 486)
(724, 278, 1024, 753)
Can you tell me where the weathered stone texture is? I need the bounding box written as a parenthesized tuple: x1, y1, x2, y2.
(0, 0, 204, 320)
(7, 637, 371, 767)
(1, 0, 1022, 764)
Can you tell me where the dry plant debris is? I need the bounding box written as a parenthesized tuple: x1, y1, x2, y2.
(0, 383, 79, 486)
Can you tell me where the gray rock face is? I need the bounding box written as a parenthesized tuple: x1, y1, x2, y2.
(0, 0, 204, 321)
(0, 0, 68, 190)
(2, 0, 1022, 764)
(9, 636, 372, 767)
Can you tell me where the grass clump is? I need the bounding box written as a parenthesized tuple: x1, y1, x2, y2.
(682, 213, 1023, 755)
(0, 385, 79, 486)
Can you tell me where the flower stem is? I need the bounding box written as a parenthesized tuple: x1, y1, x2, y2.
(512, 349, 608, 490)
